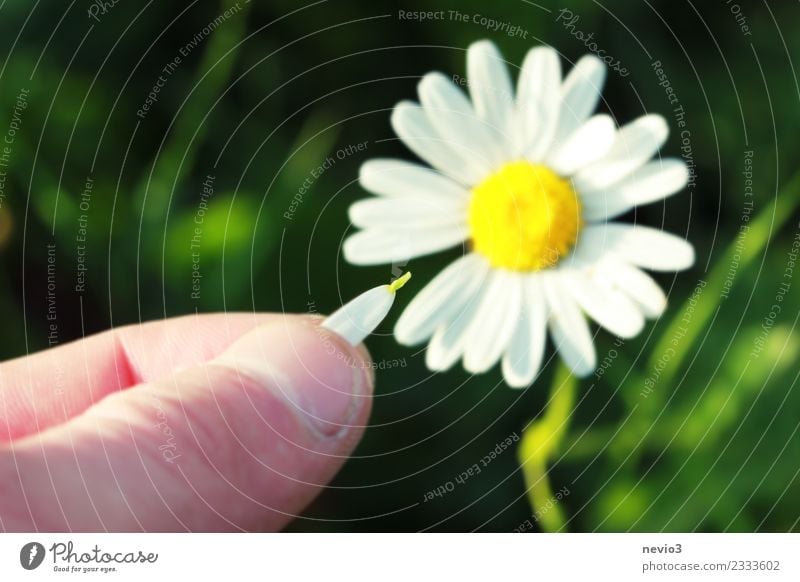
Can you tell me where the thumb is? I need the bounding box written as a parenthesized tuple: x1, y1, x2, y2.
(0, 316, 373, 532)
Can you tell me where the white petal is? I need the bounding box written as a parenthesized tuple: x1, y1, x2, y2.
(574, 115, 669, 191)
(604, 259, 667, 318)
(391, 101, 483, 186)
(322, 284, 396, 345)
(564, 269, 645, 338)
(553, 55, 606, 147)
(575, 223, 695, 272)
(359, 159, 470, 199)
(343, 224, 468, 265)
(395, 254, 489, 345)
(542, 274, 596, 377)
(547, 114, 616, 176)
(349, 196, 468, 229)
(502, 276, 547, 388)
(467, 40, 514, 145)
(516, 46, 561, 159)
(418, 72, 504, 172)
(581, 159, 689, 221)
(463, 270, 523, 374)
(426, 279, 489, 371)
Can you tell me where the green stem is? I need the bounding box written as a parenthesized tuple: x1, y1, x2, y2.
(519, 362, 577, 532)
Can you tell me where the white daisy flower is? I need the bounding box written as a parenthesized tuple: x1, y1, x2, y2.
(343, 40, 694, 387)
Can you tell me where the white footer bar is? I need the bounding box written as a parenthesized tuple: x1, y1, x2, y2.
(1, 533, 796, 581)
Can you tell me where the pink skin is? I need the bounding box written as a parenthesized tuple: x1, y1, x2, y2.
(0, 313, 374, 532)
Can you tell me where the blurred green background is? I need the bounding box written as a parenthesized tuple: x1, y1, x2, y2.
(0, 0, 798, 531)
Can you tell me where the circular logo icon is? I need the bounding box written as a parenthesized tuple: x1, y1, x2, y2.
(20, 542, 46, 570)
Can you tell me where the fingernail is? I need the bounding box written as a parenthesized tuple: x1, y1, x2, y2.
(213, 316, 373, 437)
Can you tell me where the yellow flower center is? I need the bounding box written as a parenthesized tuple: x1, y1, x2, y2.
(468, 161, 582, 272)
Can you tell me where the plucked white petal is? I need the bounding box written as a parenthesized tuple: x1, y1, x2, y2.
(574, 114, 669, 191)
(580, 159, 689, 221)
(348, 195, 468, 229)
(547, 114, 616, 176)
(343, 224, 468, 265)
(564, 269, 645, 338)
(516, 46, 561, 159)
(467, 40, 514, 147)
(426, 280, 489, 371)
(322, 284, 396, 345)
(359, 159, 470, 199)
(576, 223, 695, 272)
(395, 254, 489, 345)
(502, 276, 547, 388)
(418, 72, 504, 172)
(543, 274, 596, 377)
(552, 55, 606, 147)
(463, 270, 523, 374)
(391, 101, 483, 186)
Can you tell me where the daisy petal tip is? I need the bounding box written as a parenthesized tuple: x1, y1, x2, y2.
(560, 346, 597, 379)
(679, 160, 690, 178)
(573, 53, 607, 83)
(671, 242, 696, 271)
(462, 356, 492, 376)
(571, 362, 596, 378)
(392, 311, 415, 346)
(389, 100, 417, 128)
(636, 291, 668, 320)
(417, 71, 448, 95)
(504, 374, 532, 390)
(530, 44, 558, 61)
(468, 38, 494, 51)
(652, 297, 668, 319)
(346, 204, 362, 227)
(341, 236, 361, 265)
(686, 245, 697, 268)
(425, 349, 453, 373)
(467, 39, 501, 62)
(617, 320, 646, 340)
(392, 327, 415, 347)
(357, 160, 375, 185)
(640, 113, 670, 140)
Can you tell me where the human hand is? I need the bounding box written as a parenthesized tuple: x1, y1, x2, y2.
(0, 314, 373, 532)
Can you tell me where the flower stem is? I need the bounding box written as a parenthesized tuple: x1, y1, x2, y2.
(518, 362, 577, 532)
